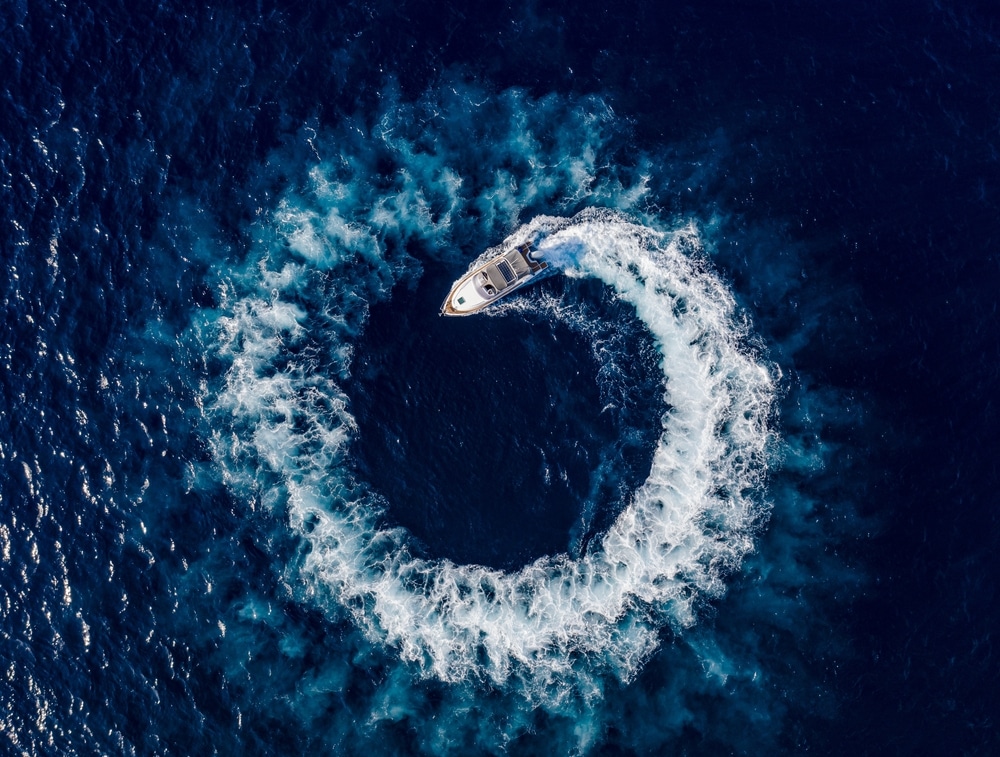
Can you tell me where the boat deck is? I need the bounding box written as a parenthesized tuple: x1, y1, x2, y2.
(441, 244, 547, 316)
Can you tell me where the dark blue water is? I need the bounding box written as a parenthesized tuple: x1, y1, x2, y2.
(346, 267, 663, 570)
(2, 1, 998, 754)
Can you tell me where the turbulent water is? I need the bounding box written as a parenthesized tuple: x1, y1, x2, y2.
(3, 1, 999, 755)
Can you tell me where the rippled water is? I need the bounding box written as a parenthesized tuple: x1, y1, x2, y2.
(3, 1, 999, 754)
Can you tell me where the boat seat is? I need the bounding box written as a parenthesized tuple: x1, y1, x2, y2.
(506, 252, 531, 277)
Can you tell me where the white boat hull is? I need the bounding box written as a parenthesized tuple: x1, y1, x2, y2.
(440, 244, 548, 316)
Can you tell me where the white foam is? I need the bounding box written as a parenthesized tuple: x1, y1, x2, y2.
(207, 200, 775, 703)
(196, 83, 778, 704)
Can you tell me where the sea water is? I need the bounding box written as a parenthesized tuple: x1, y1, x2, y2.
(3, 1, 998, 755)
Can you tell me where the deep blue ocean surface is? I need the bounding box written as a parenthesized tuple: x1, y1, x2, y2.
(2, 1, 999, 754)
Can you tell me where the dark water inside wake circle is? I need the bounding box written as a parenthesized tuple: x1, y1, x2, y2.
(346, 263, 663, 569)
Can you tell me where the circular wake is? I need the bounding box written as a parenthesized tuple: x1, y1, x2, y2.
(210, 204, 774, 702)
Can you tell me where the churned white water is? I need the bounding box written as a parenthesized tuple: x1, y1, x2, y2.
(208, 200, 775, 702)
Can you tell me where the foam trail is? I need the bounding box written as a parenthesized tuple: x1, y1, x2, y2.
(209, 200, 774, 703)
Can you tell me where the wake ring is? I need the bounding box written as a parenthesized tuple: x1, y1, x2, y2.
(211, 208, 775, 702)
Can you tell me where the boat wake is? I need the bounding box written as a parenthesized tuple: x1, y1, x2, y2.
(208, 201, 775, 702)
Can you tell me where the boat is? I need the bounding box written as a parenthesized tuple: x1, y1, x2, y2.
(440, 243, 548, 316)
